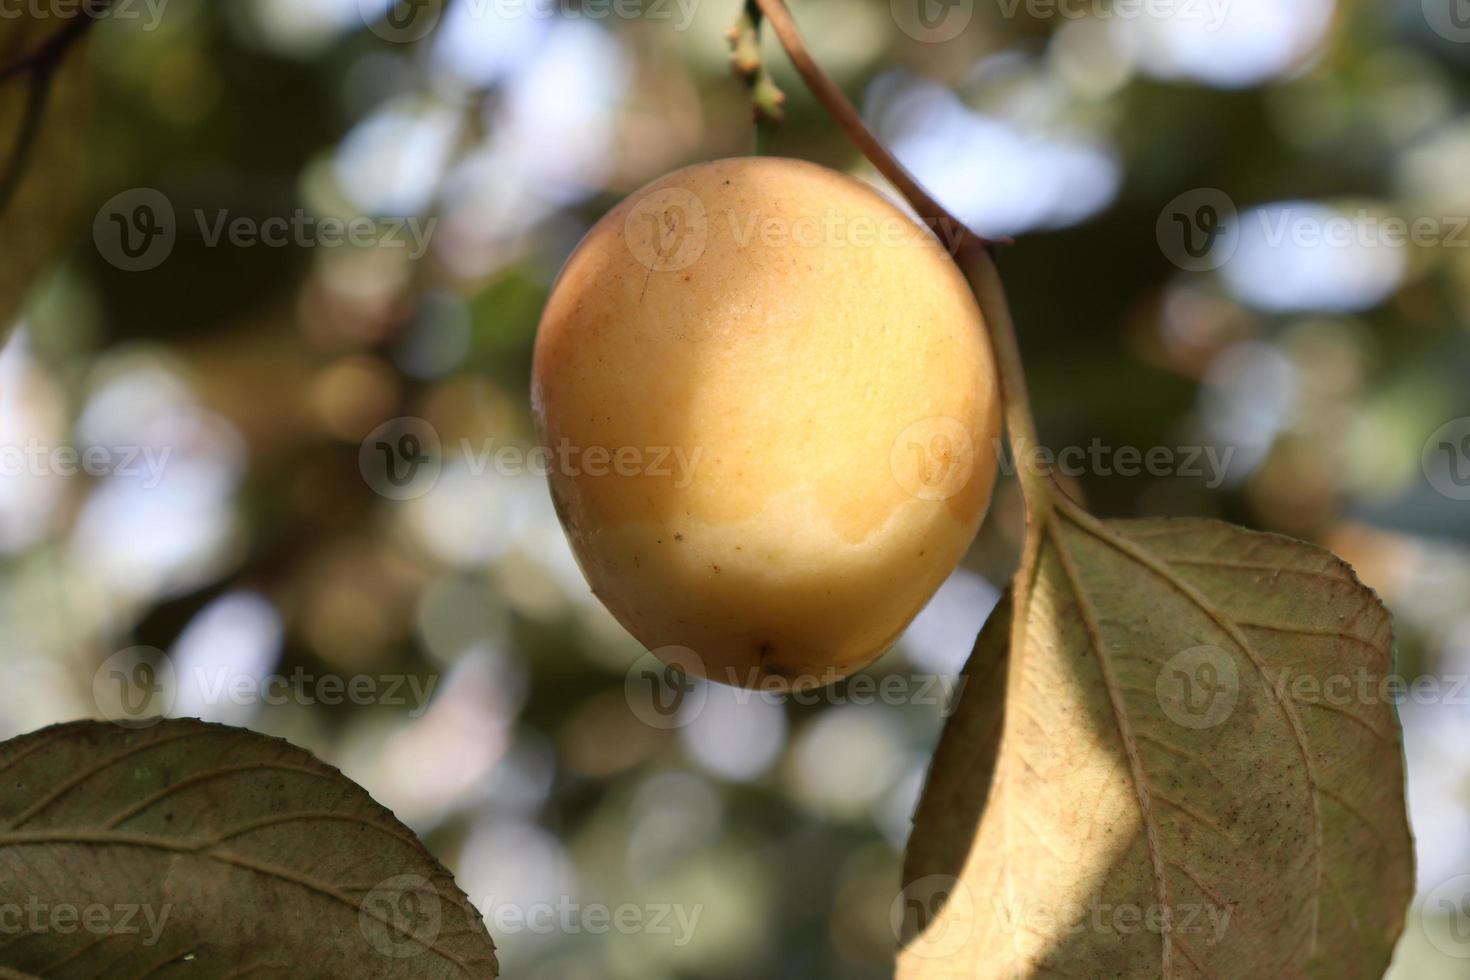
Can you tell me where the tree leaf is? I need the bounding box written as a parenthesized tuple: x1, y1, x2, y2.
(903, 596, 1009, 892)
(0, 14, 92, 344)
(0, 719, 499, 978)
(897, 513, 1413, 979)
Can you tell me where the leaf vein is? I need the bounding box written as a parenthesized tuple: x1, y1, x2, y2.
(1044, 518, 1175, 975)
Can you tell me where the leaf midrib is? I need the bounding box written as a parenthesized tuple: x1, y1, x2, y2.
(1043, 514, 1176, 976)
(1054, 501, 1327, 968)
(0, 828, 477, 973)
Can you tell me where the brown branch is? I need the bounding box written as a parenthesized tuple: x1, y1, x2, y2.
(746, 0, 1050, 519)
(0, 71, 55, 215)
(741, 0, 1062, 680)
(749, 0, 990, 252)
(0, 1, 109, 81)
(0, 2, 109, 218)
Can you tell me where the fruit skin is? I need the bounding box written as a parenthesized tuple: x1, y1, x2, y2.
(532, 156, 1000, 690)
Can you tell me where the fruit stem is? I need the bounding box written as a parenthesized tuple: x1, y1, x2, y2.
(727, 2, 787, 152)
(746, 0, 1054, 526)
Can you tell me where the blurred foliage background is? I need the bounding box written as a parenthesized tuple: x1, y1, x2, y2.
(2, 0, 1470, 976)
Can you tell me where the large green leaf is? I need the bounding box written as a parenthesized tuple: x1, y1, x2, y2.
(898, 514, 1412, 979)
(0, 719, 498, 978)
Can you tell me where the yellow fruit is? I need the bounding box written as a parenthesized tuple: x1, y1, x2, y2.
(532, 157, 1000, 690)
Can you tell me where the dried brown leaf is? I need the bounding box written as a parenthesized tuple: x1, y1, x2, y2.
(898, 515, 1412, 979)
